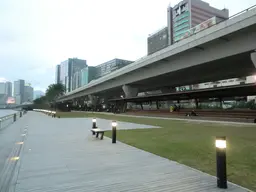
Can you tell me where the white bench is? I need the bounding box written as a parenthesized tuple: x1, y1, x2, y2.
(91, 128, 105, 140)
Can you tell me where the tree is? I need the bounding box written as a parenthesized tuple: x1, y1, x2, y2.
(45, 83, 65, 102)
(33, 96, 47, 104)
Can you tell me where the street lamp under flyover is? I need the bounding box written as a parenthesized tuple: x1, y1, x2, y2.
(215, 136, 227, 189)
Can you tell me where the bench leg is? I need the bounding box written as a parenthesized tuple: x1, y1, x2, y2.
(100, 132, 104, 140)
(96, 132, 99, 138)
(92, 131, 95, 135)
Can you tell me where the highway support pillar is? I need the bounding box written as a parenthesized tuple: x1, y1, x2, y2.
(122, 101, 127, 113)
(140, 102, 144, 110)
(251, 52, 256, 68)
(219, 97, 223, 109)
(156, 100, 159, 110)
(122, 85, 138, 98)
(195, 99, 199, 109)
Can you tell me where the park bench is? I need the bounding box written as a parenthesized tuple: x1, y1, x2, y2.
(91, 128, 105, 140)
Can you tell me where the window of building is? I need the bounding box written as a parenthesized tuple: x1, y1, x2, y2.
(174, 19, 189, 27)
(174, 11, 189, 22)
(173, 27, 190, 37)
(174, 23, 190, 32)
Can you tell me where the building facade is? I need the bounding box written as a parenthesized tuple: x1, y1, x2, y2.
(59, 58, 87, 92)
(24, 83, 34, 102)
(147, 27, 169, 55)
(5, 82, 12, 97)
(148, 0, 229, 55)
(95, 58, 133, 79)
(81, 66, 97, 86)
(0, 82, 5, 94)
(55, 65, 61, 84)
(172, 0, 229, 42)
(14, 79, 25, 104)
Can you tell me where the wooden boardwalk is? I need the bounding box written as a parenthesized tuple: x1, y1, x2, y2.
(2, 112, 250, 192)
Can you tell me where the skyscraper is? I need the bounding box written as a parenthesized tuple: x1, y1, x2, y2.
(59, 58, 87, 92)
(148, 0, 229, 55)
(5, 81, 12, 97)
(95, 58, 133, 79)
(55, 65, 61, 84)
(81, 66, 97, 86)
(24, 83, 34, 102)
(171, 0, 229, 42)
(14, 79, 25, 104)
(0, 82, 5, 94)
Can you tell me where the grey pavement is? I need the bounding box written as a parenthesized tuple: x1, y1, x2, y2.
(87, 111, 256, 126)
(88, 118, 160, 130)
(1, 112, 251, 192)
(0, 113, 28, 192)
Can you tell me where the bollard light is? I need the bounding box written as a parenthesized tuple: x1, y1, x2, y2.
(112, 121, 117, 143)
(215, 136, 227, 189)
(92, 118, 97, 129)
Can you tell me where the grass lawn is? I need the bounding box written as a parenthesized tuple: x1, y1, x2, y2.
(57, 111, 256, 191)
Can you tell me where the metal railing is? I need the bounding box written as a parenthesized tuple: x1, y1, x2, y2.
(0, 111, 24, 130)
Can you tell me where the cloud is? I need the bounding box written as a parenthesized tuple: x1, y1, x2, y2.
(0, 0, 255, 91)
(0, 77, 8, 83)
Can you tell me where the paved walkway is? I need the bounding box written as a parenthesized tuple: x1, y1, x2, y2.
(1, 112, 251, 192)
(86, 111, 256, 126)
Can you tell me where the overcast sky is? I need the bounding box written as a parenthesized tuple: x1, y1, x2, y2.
(0, 0, 255, 92)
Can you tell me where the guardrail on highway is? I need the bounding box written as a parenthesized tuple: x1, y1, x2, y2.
(0, 111, 25, 130)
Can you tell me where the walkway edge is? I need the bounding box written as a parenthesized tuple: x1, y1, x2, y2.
(79, 111, 256, 126)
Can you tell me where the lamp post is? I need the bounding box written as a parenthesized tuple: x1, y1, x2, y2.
(92, 118, 97, 129)
(112, 121, 117, 143)
(216, 136, 227, 189)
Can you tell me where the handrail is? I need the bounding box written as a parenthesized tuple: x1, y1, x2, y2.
(59, 4, 256, 100)
(0, 112, 19, 129)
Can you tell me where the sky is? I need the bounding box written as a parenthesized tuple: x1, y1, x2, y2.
(0, 0, 255, 92)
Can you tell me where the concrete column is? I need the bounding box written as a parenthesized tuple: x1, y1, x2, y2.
(251, 52, 256, 68)
(195, 99, 199, 109)
(219, 98, 223, 109)
(122, 85, 138, 98)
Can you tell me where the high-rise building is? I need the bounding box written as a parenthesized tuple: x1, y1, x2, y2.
(55, 65, 61, 84)
(59, 58, 87, 92)
(95, 58, 133, 79)
(147, 27, 169, 55)
(0, 82, 5, 94)
(14, 79, 25, 104)
(72, 70, 82, 90)
(81, 66, 97, 86)
(148, 0, 229, 55)
(172, 0, 229, 42)
(5, 81, 12, 97)
(24, 83, 34, 102)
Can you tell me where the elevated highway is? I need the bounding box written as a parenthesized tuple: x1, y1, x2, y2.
(58, 6, 256, 103)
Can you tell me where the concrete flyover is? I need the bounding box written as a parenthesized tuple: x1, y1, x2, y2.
(57, 6, 256, 103)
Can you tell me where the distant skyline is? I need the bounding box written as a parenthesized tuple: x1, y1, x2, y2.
(0, 0, 255, 92)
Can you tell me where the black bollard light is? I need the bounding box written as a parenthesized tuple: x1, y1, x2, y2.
(112, 121, 117, 143)
(216, 136, 227, 189)
(92, 118, 97, 129)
